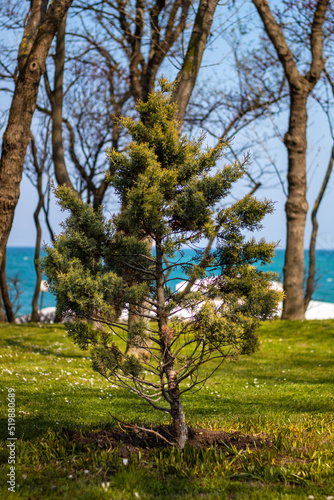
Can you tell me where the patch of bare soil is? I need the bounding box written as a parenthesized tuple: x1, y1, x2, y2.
(71, 424, 272, 457)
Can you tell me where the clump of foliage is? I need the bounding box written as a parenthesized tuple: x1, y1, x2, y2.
(42, 80, 280, 448)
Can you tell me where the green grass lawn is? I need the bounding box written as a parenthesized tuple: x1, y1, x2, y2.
(0, 320, 333, 499)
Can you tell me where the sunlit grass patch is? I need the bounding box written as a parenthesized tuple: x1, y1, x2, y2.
(0, 320, 334, 499)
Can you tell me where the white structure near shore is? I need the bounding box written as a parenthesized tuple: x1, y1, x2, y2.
(305, 301, 334, 319)
(16, 282, 334, 323)
(267, 281, 334, 319)
(174, 280, 334, 320)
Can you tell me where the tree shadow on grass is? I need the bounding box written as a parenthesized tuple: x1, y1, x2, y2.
(0, 385, 157, 441)
(222, 356, 334, 385)
(184, 391, 334, 418)
(3, 338, 86, 359)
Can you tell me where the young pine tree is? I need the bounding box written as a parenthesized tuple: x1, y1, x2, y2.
(42, 81, 280, 448)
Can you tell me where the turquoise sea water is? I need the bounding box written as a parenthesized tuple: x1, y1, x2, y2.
(6, 247, 334, 316)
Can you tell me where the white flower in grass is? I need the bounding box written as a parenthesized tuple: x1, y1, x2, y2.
(122, 458, 128, 466)
(84, 470, 89, 474)
(101, 482, 110, 492)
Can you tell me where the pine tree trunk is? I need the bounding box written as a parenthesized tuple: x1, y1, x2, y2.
(126, 237, 153, 361)
(156, 241, 188, 448)
(167, 368, 188, 449)
(282, 91, 308, 320)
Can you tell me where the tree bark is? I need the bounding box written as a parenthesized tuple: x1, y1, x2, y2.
(30, 137, 45, 322)
(43, 181, 55, 243)
(0, 250, 16, 323)
(252, 0, 329, 319)
(31, 199, 43, 322)
(172, 0, 219, 123)
(17, 1, 49, 70)
(282, 90, 309, 319)
(141, 0, 190, 100)
(0, 289, 6, 322)
(0, 0, 73, 270)
(52, 13, 75, 190)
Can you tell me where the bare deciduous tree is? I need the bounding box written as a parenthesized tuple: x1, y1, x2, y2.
(251, 0, 331, 319)
(0, 0, 73, 280)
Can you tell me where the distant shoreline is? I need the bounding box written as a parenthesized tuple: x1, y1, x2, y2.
(16, 297, 334, 323)
(6, 248, 334, 314)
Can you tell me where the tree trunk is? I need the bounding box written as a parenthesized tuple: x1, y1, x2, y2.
(156, 240, 188, 448)
(52, 13, 75, 190)
(0, 0, 73, 271)
(31, 223, 43, 322)
(282, 91, 309, 319)
(251, 0, 329, 320)
(31, 149, 44, 323)
(0, 250, 16, 323)
(43, 181, 55, 243)
(126, 237, 153, 361)
(0, 287, 6, 323)
(304, 143, 334, 310)
(167, 365, 188, 448)
(172, 0, 219, 123)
